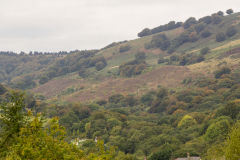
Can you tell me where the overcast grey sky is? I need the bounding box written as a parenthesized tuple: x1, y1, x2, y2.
(0, 0, 239, 52)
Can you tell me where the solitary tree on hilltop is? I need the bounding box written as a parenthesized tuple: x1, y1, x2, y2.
(217, 11, 224, 16)
(226, 9, 234, 15)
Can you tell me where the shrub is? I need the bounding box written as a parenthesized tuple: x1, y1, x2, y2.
(226, 26, 237, 37)
(156, 88, 168, 99)
(119, 63, 146, 77)
(200, 47, 210, 55)
(217, 11, 224, 16)
(204, 117, 231, 143)
(212, 15, 222, 24)
(217, 78, 234, 89)
(216, 32, 226, 42)
(78, 68, 88, 78)
(182, 77, 192, 85)
(214, 67, 231, 79)
(175, 33, 190, 45)
(178, 115, 197, 128)
(201, 30, 212, 38)
(149, 146, 172, 160)
(109, 94, 124, 104)
(13, 76, 36, 90)
(39, 76, 49, 84)
(158, 57, 166, 64)
(96, 100, 107, 106)
(179, 56, 188, 66)
(138, 28, 151, 37)
(150, 21, 182, 34)
(95, 61, 106, 71)
(46, 70, 57, 79)
(167, 31, 199, 53)
(170, 55, 179, 61)
(188, 32, 199, 42)
(183, 17, 197, 29)
(150, 34, 171, 50)
(224, 122, 240, 160)
(226, 9, 234, 15)
(216, 101, 240, 119)
(194, 23, 206, 34)
(199, 16, 212, 24)
(141, 91, 155, 105)
(123, 95, 138, 106)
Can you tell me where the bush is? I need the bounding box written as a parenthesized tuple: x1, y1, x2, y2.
(204, 117, 231, 143)
(212, 15, 222, 24)
(119, 45, 131, 53)
(95, 61, 106, 71)
(13, 76, 36, 90)
(217, 11, 224, 16)
(224, 122, 240, 160)
(123, 95, 138, 106)
(216, 102, 240, 119)
(226, 9, 233, 15)
(78, 68, 88, 78)
(188, 32, 199, 42)
(109, 94, 124, 104)
(46, 70, 57, 79)
(226, 26, 237, 37)
(150, 34, 171, 50)
(149, 144, 172, 160)
(96, 100, 107, 106)
(200, 47, 210, 55)
(39, 76, 49, 84)
(194, 23, 206, 34)
(216, 32, 226, 42)
(178, 115, 197, 128)
(214, 67, 231, 79)
(175, 33, 190, 45)
(150, 21, 182, 34)
(199, 16, 212, 24)
(179, 56, 188, 66)
(201, 30, 212, 38)
(183, 17, 197, 29)
(217, 78, 234, 89)
(138, 28, 151, 37)
(141, 91, 155, 105)
(119, 63, 146, 77)
(170, 55, 179, 61)
(158, 57, 166, 64)
(167, 31, 198, 53)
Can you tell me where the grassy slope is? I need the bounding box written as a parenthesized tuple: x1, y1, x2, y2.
(32, 13, 240, 103)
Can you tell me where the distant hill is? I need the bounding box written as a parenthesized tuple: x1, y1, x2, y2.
(0, 10, 240, 103)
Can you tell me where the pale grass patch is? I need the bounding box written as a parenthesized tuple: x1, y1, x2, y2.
(212, 39, 240, 51)
(188, 57, 240, 74)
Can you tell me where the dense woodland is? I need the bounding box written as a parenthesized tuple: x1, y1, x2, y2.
(0, 66, 240, 159)
(0, 9, 240, 160)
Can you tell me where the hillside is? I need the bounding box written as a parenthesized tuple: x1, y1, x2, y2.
(1, 9, 240, 160)
(28, 11, 240, 103)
